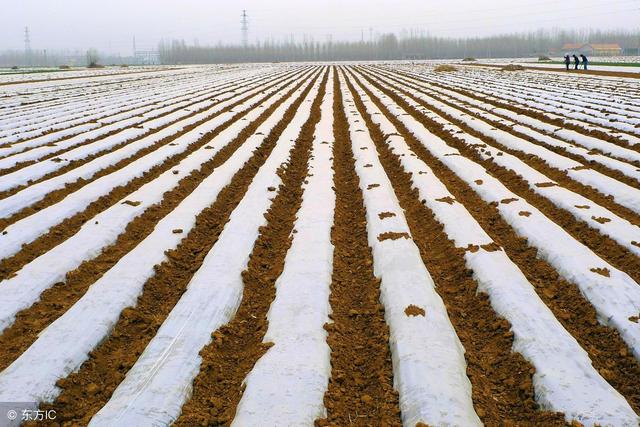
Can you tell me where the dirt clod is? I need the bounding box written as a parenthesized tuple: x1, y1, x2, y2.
(591, 216, 611, 224)
(590, 267, 611, 277)
(404, 305, 426, 317)
(378, 232, 411, 241)
(378, 212, 396, 220)
(435, 196, 455, 205)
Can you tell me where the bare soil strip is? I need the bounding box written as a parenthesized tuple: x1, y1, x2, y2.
(0, 72, 200, 128)
(0, 73, 320, 380)
(365, 69, 640, 279)
(0, 69, 305, 202)
(350, 68, 640, 414)
(43, 69, 324, 425)
(383, 68, 640, 183)
(393, 67, 640, 153)
(344, 68, 567, 425)
(171, 68, 328, 427)
(0, 72, 313, 282)
(0, 67, 182, 87)
(384, 68, 640, 166)
(0, 72, 282, 172)
(314, 69, 401, 426)
(0, 72, 248, 149)
(360, 67, 640, 283)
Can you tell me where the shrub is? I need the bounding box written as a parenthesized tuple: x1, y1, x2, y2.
(11, 66, 18, 70)
(538, 55, 551, 61)
(59, 65, 71, 70)
(501, 64, 525, 71)
(434, 64, 457, 72)
(462, 57, 476, 62)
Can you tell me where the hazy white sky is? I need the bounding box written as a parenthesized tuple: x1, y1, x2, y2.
(3, 0, 639, 54)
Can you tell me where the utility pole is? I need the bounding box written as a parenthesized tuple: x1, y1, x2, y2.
(241, 10, 249, 48)
(24, 26, 31, 66)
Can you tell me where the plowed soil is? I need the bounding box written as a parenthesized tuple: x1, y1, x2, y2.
(1, 63, 638, 426)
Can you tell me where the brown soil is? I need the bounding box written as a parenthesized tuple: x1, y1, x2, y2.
(0, 73, 275, 175)
(361, 67, 640, 285)
(0, 67, 183, 87)
(4, 64, 640, 426)
(0, 68, 308, 207)
(351, 66, 640, 414)
(0, 71, 319, 378)
(396, 67, 640, 153)
(315, 69, 401, 427)
(377, 231, 411, 241)
(370, 67, 640, 191)
(174, 69, 327, 426)
(434, 64, 458, 73)
(404, 305, 426, 317)
(345, 69, 567, 425)
(0, 70, 315, 283)
(501, 64, 525, 71)
(0, 71, 269, 150)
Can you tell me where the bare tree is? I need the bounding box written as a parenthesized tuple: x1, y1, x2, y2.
(86, 48, 100, 67)
(156, 28, 639, 64)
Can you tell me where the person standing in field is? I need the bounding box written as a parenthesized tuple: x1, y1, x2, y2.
(580, 54, 588, 70)
(564, 55, 571, 70)
(573, 54, 580, 70)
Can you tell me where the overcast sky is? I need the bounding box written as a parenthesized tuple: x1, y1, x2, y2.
(3, 0, 639, 54)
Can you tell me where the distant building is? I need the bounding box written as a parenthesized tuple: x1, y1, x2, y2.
(134, 50, 161, 65)
(561, 43, 623, 56)
(561, 43, 584, 54)
(622, 44, 640, 56)
(402, 53, 427, 60)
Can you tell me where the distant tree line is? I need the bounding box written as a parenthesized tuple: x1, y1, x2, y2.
(158, 29, 640, 64)
(2, 28, 639, 67)
(0, 49, 132, 68)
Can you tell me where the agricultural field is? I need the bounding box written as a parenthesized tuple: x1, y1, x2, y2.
(0, 66, 175, 85)
(476, 57, 640, 74)
(0, 62, 639, 426)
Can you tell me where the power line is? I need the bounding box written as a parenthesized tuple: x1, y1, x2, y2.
(191, 4, 639, 46)
(425, 7, 640, 36)
(245, 0, 637, 33)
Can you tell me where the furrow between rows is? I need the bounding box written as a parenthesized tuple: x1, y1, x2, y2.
(315, 67, 401, 426)
(43, 68, 327, 426)
(0, 69, 323, 409)
(354, 68, 640, 369)
(0, 69, 320, 374)
(0, 68, 314, 271)
(348, 67, 640, 424)
(359, 67, 640, 275)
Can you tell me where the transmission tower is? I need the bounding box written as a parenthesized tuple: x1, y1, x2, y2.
(241, 10, 249, 48)
(24, 26, 31, 65)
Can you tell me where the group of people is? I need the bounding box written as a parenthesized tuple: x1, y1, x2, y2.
(564, 54, 588, 70)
